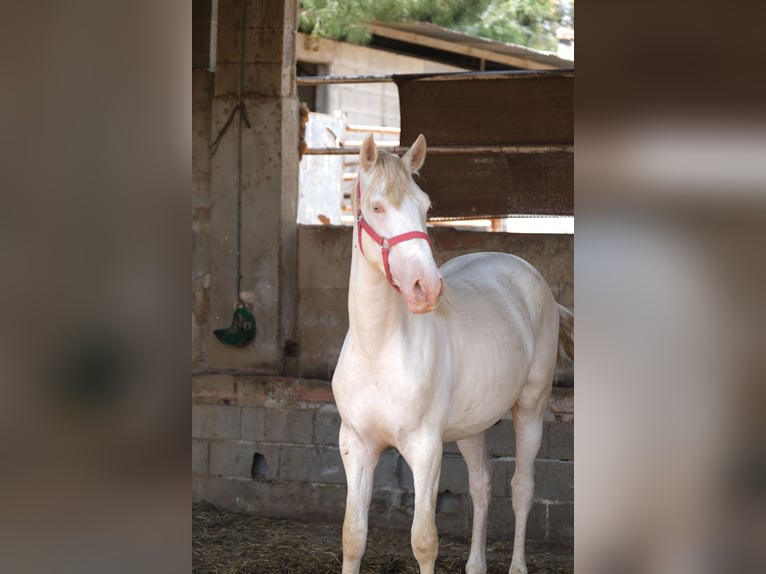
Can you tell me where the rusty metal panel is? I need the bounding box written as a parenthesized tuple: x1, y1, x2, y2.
(396, 72, 573, 217)
(416, 152, 573, 218)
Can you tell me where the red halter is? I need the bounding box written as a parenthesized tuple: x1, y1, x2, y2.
(355, 178, 432, 292)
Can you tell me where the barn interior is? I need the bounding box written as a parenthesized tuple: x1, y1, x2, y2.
(192, 0, 573, 554)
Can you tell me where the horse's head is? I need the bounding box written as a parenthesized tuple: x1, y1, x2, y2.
(356, 134, 444, 314)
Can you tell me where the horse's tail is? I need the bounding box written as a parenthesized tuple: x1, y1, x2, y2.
(556, 303, 574, 368)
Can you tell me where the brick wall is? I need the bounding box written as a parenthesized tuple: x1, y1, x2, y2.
(192, 374, 573, 542)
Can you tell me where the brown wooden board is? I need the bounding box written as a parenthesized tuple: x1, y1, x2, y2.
(396, 72, 573, 217)
(416, 151, 573, 218)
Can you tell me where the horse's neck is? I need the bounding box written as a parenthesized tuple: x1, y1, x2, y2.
(348, 243, 408, 348)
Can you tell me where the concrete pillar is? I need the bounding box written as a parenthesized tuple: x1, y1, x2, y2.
(208, 0, 299, 373)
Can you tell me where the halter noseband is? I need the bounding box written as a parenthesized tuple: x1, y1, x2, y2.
(355, 178, 432, 293)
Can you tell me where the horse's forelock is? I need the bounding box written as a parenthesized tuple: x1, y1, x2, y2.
(367, 152, 429, 211)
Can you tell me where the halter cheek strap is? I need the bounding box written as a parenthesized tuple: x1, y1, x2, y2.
(355, 179, 431, 293)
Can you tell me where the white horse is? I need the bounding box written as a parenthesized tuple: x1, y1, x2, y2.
(332, 134, 574, 574)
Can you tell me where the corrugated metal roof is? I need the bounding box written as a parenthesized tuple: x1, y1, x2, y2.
(368, 21, 573, 70)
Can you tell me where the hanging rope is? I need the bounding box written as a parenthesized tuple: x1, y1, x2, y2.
(234, 0, 247, 302)
(210, 102, 251, 157)
(213, 0, 255, 347)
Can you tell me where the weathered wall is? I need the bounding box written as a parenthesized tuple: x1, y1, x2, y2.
(192, 223, 573, 542)
(192, 375, 573, 542)
(295, 225, 573, 381)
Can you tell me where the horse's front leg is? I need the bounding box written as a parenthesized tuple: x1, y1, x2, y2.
(402, 431, 443, 574)
(339, 422, 381, 574)
(457, 432, 492, 574)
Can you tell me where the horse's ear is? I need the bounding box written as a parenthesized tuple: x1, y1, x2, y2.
(402, 133, 427, 173)
(360, 134, 378, 171)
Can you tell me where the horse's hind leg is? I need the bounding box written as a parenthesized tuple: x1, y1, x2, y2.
(457, 432, 492, 574)
(509, 373, 553, 574)
(339, 422, 381, 574)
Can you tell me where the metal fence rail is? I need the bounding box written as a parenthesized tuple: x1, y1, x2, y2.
(303, 144, 573, 156)
(296, 69, 574, 86)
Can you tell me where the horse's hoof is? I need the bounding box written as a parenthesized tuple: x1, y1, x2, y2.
(465, 557, 487, 574)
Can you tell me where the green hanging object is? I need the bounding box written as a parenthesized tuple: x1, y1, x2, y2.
(214, 303, 256, 347)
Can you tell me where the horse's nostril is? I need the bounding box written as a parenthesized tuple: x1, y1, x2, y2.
(414, 279, 424, 295)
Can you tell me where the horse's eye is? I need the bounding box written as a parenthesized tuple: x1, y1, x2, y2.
(372, 204, 384, 214)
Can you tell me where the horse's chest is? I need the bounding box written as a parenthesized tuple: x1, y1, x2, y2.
(333, 354, 443, 445)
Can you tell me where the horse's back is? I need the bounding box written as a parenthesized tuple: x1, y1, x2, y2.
(438, 252, 553, 324)
(435, 252, 558, 439)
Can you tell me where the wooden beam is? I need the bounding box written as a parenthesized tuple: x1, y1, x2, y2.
(366, 23, 556, 70)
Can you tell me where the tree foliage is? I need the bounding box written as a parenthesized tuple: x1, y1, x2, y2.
(298, 0, 572, 52)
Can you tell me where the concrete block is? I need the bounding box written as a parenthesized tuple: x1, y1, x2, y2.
(297, 288, 347, 328)
(192, 404, 241, 439)
(314, 407, 341, 446)
(547, 502, 574, 542)
(373, 449, 400, 489)
(492, 458, 512, 497)
(369, 504, 415, 532)
(192, 475, 205, 502)
(435, 492, 471, 534)
(264, 407, 314, 444)
(295, 287, 348, 378)
(209, 440, 259, 478)
(279, 445, 345, 484)
(295, 323, 345, 379)
(239, 479, 348, 524)
(397, 456, 414, 491)
(485, 417, 550, 459)
(485, 419, 515, 457)
(241, 407, 266, 441)
(192, 373, 236, 401)
(194, 476, 240, 510)
(443, 441, 460, 454)
(534, 460, 573, 501)
(297, 226, 351, 289)
(488, 497, 547, 542)
(369, 489, 399, 517)
(439, 454, 469, 494)
(192, 439, 209, 476)
(546, 422, 573, 460)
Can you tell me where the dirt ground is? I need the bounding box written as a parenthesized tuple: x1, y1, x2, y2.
(193, 503, 573, 573)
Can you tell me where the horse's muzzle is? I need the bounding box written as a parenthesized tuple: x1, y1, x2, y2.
(405, 275, 444, 314)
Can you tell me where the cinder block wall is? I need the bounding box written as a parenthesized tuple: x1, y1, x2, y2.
(295, 225, 573, 382)
(192, 226, 573, 543)
(192, 375, 573, 542)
